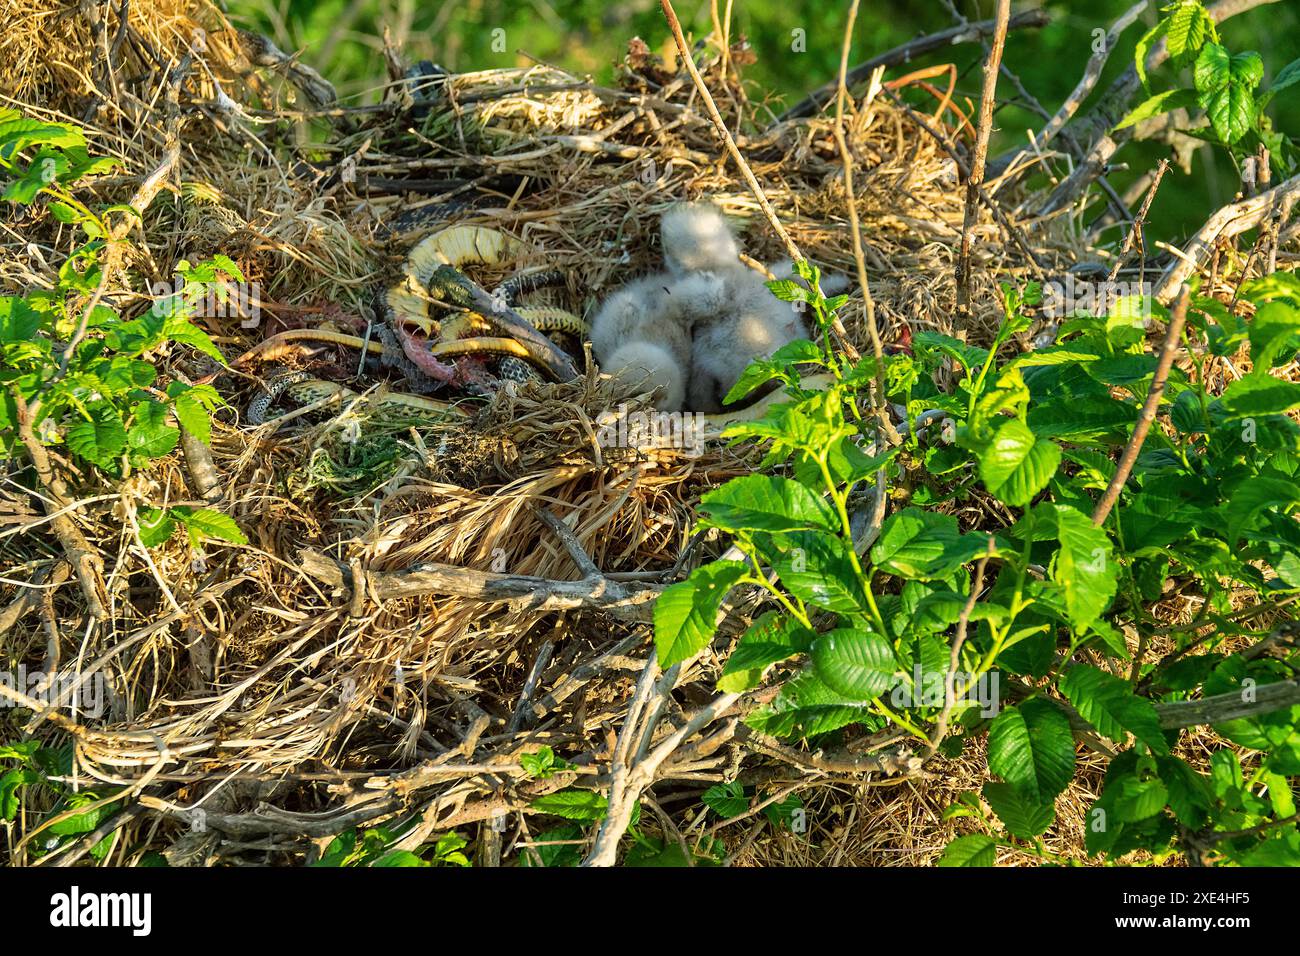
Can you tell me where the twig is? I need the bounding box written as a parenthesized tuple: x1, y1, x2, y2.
(1154, 174, 1300, 303)
(298, 548, 661, 621)
(778, 10, 1050, 121)
(956, 0, 1010, 314)
(924, 537, 995, 759)
(1091, 285, 1190, 527)
(988, 1, 1148, 182)
(1107, 159, 1169, 285)
(831, 3, 894, 552)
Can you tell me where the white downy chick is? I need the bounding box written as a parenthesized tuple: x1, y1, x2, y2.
(659, 202, 813, 412)
(589, 270, 728, 411)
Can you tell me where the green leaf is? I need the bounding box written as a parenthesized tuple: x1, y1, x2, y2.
(1166, 0, 1212, 69)
(530, 789, 608, 821)
(1220, 373, 1300, 416)
(1133, 18, 1168, 93)
(810, 627, 896, 701)
(66, 402, 126, 467)
(983, 781, 1055, 839)
(938, 833, 996, 867)
(127, 398, 180, 462)
(871, 508, 992, 581)
(171, 391, 211, 444)
(978, 419, 1061, 507)
(1194, 44, 1263, 144)
(760, 530, 867, 613)
(1115, 88, 1199, 131)
(1269, 57, 1300, 96)
(0, 768, 39, 820)
(1248, 301, 1300, 368)
(1202, 80, 1257, 144)
(137, 507, 177, 548)
(765, 278, 812, 304)
(698, 474, 837, 534)
(371, 850, 428, 867)
(718, 611, 814, 693)
(1220, 476, 1300, 544)
(1110, 772, 1169, 822)
(1052, 505, 1117, 630)
(172, 507, 248, 546)
(1194, 42, 1231, 95)
(702, 781, 747, 818)
(654, 561, 747, 667)
(987, 698, 1076, 801)
(1059, 664, 1168, 754)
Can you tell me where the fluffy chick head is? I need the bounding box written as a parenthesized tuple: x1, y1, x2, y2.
(660, 201, 742, 275)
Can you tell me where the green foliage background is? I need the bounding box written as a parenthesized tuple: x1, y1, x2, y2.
(217, 0, 1299, 236)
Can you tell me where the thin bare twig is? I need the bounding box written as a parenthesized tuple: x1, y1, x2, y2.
(956, 0, 1011, 314)
(1091, 285, 1190, 527)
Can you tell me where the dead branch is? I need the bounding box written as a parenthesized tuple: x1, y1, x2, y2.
(956, 0, 1010, 314)
(298, 548, 660, 621)
(1154, 174, 1300, 303)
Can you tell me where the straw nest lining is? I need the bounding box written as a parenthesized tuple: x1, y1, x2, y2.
(0, 0, 1173, 868)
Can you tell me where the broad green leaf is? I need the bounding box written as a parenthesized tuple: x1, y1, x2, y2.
(66, 402, 126, 467)
(871, 508, 991, 581)
(172, 507, 249, 547)
(372, 850, 428, 867)
(1058, 664, 1168, 754)
(170, 387, 213, 444)
(938, 833, 996, 867)
(982, 781, 1055, 839)
(1115, 88, 1199, 130)
(1269, 57, 1300, 95)
(1220, 373, 1300, 416)
(746, 666, 874, 739)
(810, 627, 896, 701)
(1193, 42, 1231, 95)
(127, 398, 180, 462)
(1194, 45, 1263, 144)
(702, 782, 747, 818)
(1248, 300, 1300, 368)
(1111, 773, 1169, 822)
(698, 474, 837, 534)
(137, 507, 177, 548)
(760, 530, 867, 613)
(987, 698, 1076, 801)
(530, 789, 608, 821)
(1220, 477, 1300, 544)
(1053, 505, 1116, 630)
(1166, 0, 1212, 69)
(654, 560, 746, 667)
(0, 768, 39, 820)
(978, 419, 1060, 507)
(718, 612, 814, 693)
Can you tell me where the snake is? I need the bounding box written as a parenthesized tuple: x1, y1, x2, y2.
(243, 223, 834, 434)
(244, 224, 586, 424)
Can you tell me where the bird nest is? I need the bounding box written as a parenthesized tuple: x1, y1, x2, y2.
(2, 0, 1152, 868)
